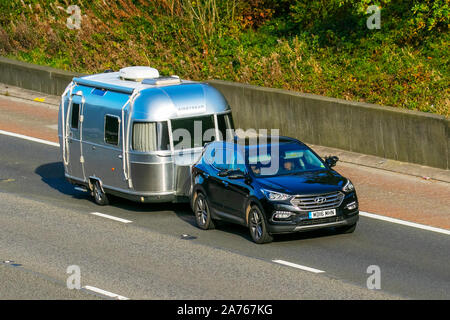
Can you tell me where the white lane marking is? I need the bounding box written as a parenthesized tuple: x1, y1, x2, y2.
(360, 211, 450, 236)
(90, 212, 132, 224)
(0, 129, 59, 147)
(273, 260, 325, 274)
(83, 286, 129, 300)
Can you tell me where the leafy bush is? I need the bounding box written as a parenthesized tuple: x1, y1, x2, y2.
(0, 0, 448, 116)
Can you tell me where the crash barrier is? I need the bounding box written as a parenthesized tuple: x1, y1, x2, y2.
(0, 56, 448, 169)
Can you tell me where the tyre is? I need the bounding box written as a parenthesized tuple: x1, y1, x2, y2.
(92, 180, 109, 206)
(336, 223, 357, 234)
(248, 205, 273, 244)
(194, 193, 215, 230)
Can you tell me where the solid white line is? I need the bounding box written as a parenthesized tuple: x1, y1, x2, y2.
(273, 260, 325, 274)
(360, 211, 450, 235)
(0, 129, 59, 147)
(83, 286, 129, 300)
(90, 212, 132, 224)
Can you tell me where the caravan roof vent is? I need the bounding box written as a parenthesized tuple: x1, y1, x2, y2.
(119, 66, 159, 81)
(142, 76, 181, 86)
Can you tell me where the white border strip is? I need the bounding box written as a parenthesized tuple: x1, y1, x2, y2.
(273, 260, 325, 273)
(90, 212, 132, 224)
(0, 129, 59, 147)
(83, 286, 129, 300)
(360, 211, 450, 235)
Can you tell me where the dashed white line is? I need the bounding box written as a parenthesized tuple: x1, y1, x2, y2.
(359, 211, 450, 236)
(0, 129, 59, 147)
(83, 286, 129, 300)
(90, 212, 132, 224)
(272, 260, 325, 273)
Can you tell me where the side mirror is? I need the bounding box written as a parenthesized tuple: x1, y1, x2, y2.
(218, 170, 229, 177)
(325, 156, 339, 168)
(228, 170, 246, 179)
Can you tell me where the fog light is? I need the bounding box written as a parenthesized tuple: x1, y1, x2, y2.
(273, 211, 293, 219)
(346, 201, 358, 210)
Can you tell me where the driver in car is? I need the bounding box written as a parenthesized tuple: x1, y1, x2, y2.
(250, 165, 261, 175)
(283, 160, 294, 171)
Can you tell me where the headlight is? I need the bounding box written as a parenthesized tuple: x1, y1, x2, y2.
(261, 189, 292, 201)
(342, 179, 355, 192)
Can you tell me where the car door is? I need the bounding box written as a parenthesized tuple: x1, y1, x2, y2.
(99, 114, 126, 189)
(220, 148, 250, 220)
(206, 147, 229, 211)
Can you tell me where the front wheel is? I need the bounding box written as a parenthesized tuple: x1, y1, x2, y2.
(248, 205, 273, 244)
(194, 193, 215, 230)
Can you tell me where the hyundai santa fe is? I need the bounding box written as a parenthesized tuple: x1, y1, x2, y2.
(191, 136, 359, 244)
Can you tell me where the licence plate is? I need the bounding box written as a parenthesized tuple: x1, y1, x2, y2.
(308, 209, 336, 219)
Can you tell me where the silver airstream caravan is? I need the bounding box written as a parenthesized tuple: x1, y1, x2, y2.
(58, 66, 234, 205)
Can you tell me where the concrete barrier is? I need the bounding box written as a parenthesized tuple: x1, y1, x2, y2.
(0, 56, 85, 96)
(0, 57, 448, 169)
(206, 80, 449, 170)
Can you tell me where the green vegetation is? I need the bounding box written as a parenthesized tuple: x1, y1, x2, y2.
(0, 0, 448, 116)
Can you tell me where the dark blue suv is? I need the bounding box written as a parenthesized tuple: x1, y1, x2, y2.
(191, 136, 359, 244)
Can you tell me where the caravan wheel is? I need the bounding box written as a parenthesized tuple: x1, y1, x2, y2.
(93, 180, 109, 206)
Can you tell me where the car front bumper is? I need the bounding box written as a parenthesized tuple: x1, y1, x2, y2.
(267, 212, 359, 234)
(261, 191, 359, 234)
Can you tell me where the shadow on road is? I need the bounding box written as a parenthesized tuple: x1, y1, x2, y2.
(34, 162, 88, 200)
(35, 162, 343, 244)
(175, 209, 343, 244)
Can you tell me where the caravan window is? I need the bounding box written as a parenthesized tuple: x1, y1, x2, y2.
(71, 103, 80, 129)
(105, 115, 119, 145)
(132, 122, 170, 152)
(217, 113, 234, 140)
(171, 115, 216, 150)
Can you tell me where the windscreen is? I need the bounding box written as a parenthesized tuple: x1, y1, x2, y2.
(171, 115, 216, 150)
(246, 142, 326, 177)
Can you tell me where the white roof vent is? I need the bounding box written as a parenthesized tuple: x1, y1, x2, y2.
(119, 66, 159, 81)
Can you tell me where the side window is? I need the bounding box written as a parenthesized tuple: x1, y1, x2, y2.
(211, 147, 245, 172)
(71, 103, 80, 129)
(212, 148, 229, 171)
(230, 149, 246, 173)
(132, 121, 170, 152)
(105, 115, 119, 145)
(203, 145, 215, 164)
(217, 113, 235, 140)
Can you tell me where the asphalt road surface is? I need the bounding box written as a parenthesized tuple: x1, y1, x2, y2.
(0, 133, 449, 300)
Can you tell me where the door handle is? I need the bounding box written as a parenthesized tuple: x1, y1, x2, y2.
(222, 181, 229, 187)
(92, 146, 96, 150)
(118, 154, 123, 159)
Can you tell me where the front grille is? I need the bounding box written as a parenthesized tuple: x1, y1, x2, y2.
(300, 215, 344, 225)
(291, 191, 344, 211)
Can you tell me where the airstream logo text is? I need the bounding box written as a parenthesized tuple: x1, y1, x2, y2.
(177, 104, 206, 115)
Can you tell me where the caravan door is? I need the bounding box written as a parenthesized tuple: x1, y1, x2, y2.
(67, 95, 86, 182)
